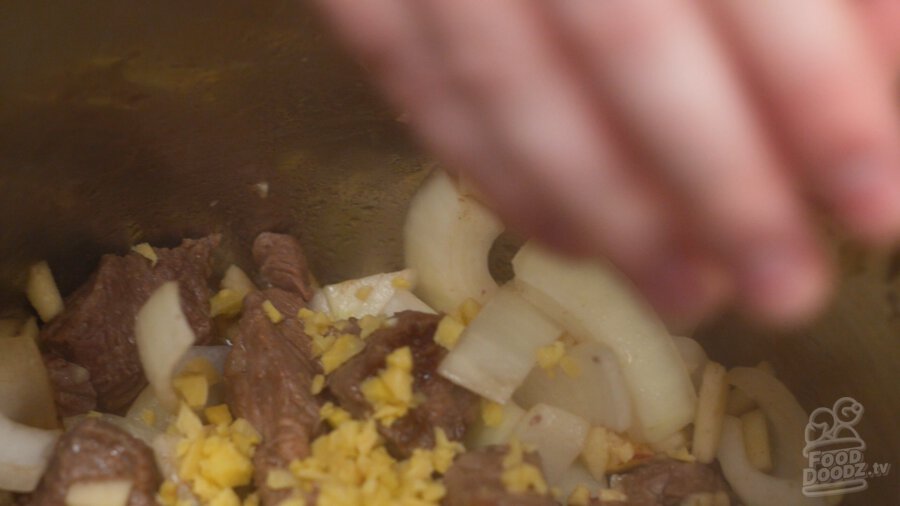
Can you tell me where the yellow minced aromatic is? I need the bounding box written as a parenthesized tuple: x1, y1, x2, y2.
(390, 275, 411, 290)
(140, 408, 156, 427)
(361, 347, 416, 426)
(159, 403, 261, 506)
(271, 404, 463, 506)
(481, 400, 505, 428)
(320, 334, 365, 374)
(311, 374, 326, 395)
(262, 300, 284, 324)
(559, 356, 581, 378)
(131, 243, 159, 266)
(434, 315, 465, 350)
(210, 289, 244, 318)
(358, 315, 386, 340)
(354, 285, 374, 301)
(536, 342, 566, 372)
(456, 298, 482, 325)
(567, 485, 591, 506)
(501, 439, 549, 495)
(173, 373, 209, 409)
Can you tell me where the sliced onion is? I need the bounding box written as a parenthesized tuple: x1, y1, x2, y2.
(718, 416, 823, 506)
(322, 269, 417, 319)
(672, 336, 708, 390)
(220, 264, 256, 297)
(438, 285, 563, 403)
(466, 401, 526, 448)
(512, 243, 696, 443)
(512, 403, 590, 484)
(513, 342, 632, 433)
(135, 282, 197, 412)
(382, 290, 436, 315)
(727, 367, 809, 478)
(555, 463, 607, 502)
(0, 412, 60, 492)
(0, 329, 59, 429)
(404, 170, 503, 313)
(309, 291, 331, 314)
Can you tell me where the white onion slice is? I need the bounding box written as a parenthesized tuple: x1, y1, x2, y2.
(220, 264, 256, 297)
(512, 403, 590, 484)
(672, 336, 708, 390)
(513, 342, 632, 432)
(135, 282, 197, 412)
(308, 291, 331, 314)
(0, 412, 60, 492)
(404, 170, 503, 313)
(718, 417, 823, 506)
(0, 331, 59, 429)
(438, 285, 563, 403)
(512, 243, 696, 443)
(323, 269, 416, 319)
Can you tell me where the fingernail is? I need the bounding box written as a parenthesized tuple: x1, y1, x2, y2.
(826, 155, 900, 244)
(735, 239, 831, 325)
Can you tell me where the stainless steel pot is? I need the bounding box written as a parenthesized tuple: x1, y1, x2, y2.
(0, 1, 896, 503)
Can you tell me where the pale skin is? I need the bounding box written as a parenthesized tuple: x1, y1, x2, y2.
(317, 0, 900, 327)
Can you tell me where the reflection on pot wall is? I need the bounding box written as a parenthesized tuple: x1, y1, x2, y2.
(0, 1, 896, 504)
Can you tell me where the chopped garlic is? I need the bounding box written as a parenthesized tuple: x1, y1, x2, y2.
(391, 276, 412, 290)
(173, 373, 209, 409)
(354, 285, 374, 301)
(131, 243, 159, 266)
(320, 334, 364, 374)
(434, 315, 465, 350)
(481, 400, 505, 428)
(536, 341, 566, 372)
(310, 374, 326, 395)
(204, 405, 233, 427)
(501, 440, 549, 495)
(261, 300, 283, 324)
(457, 298, 482, 325)
(559, 356, 581, 378)
(140, 409, 156, 427)
(567, 485, 591, 506)
(361, 347, 415, 425)
(210, 289, 243, 318)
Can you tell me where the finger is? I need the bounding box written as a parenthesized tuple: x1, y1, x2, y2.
(855, 0, 900, 67)
(547, 0, 831, 323)
(414, 0, 727, 322)
(709, 0, 900, 244)
(315, 0, 556, 245)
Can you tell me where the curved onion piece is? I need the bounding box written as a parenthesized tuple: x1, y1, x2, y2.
(0, 412, 60, 492)
(0, 329, 59, 429)
(718, 417, 823, 506)
(672, 336, 708, 390)
(512, 243, 696, 443)
(727, 367, 809, 478)
(404, 170, 503, 313)
(513, 403, 590, 484)
(26, 261, 64, 322)
(383, 290, 436, 315)
(513, 342, 632, 432)
(135, 282, 196, 412)
(438, 285, 563, 403)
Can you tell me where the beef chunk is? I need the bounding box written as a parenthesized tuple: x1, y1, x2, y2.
(442, 446, 557, 506)
(40, 235, 219, 414)
(28, 419, 161, 506)
(327, 311, 480, 458)
(252, 232, 315, 301)
(41, 352, 97, 417)
(224, 291, 321, 506)
(599, 459, 733, 506)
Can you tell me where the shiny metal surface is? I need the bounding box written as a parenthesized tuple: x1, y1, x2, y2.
(0, 1, 896, 503)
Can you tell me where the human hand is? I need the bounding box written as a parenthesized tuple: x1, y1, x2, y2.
(318, 0, 900, 327)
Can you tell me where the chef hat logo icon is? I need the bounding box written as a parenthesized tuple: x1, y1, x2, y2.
(803, 397, 866, 456)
